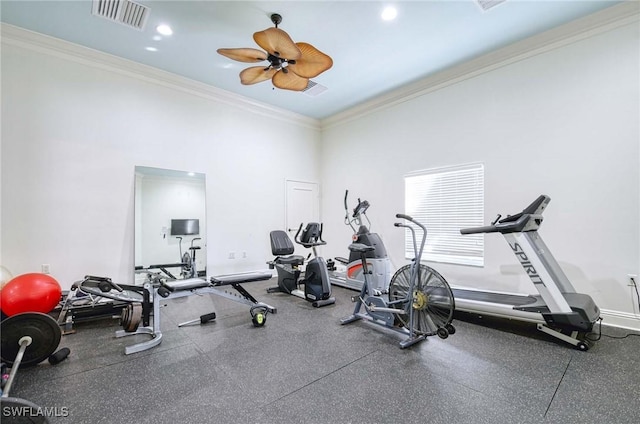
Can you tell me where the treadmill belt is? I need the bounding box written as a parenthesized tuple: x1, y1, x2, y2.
(452, 288, 539, 306)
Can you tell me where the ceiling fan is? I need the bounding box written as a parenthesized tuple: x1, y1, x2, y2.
(217, 14, 333, 91)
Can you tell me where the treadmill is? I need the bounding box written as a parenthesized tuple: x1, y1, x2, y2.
(455, 195, 600, 350)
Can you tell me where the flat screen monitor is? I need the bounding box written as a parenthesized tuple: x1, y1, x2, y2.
(170, 219, 199, 236)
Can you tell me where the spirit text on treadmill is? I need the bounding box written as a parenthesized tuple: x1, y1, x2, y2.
(509, 242, 545, 287)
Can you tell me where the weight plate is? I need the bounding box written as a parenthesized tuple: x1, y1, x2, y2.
(1, 313, 61, 367)
(121, 303, 142, 332)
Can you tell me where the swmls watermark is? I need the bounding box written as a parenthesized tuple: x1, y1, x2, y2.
(2, 405, 69, 418)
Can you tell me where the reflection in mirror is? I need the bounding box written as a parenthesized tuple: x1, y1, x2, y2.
(134, 166, 206, 281)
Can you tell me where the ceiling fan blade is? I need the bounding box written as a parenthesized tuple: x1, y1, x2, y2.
(288, 43, 333, 78)
(217, 48, 268, 63)
(272, 69, 309, 91)
(253, 27, 301, 60)
(239, 66, 278, 85)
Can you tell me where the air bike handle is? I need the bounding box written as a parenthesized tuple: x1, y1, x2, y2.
(396, 214, 427, 232)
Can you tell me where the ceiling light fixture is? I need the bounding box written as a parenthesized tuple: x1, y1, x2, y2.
(156, 24, 173, 36)
(145, 46, 158, 52)
(381, 6, 398, 21)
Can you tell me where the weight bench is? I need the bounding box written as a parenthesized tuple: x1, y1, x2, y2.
(135, 262, 187, 280)
(114, 271, 276, 355)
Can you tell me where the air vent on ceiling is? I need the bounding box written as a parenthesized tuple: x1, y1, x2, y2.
(92, 0, 150, 30)
(476, 0, 507, 12)
(302, 81, 328, 97)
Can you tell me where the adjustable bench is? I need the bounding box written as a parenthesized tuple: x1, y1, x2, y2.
(114, 271, 276, 355)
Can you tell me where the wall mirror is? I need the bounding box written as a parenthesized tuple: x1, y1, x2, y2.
(134, 166, 206, 280)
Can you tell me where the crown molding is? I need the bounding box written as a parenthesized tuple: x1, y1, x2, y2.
(321, 1, 640, 130)
(2, 1, 637, 133)
(0, 23, 322, 132)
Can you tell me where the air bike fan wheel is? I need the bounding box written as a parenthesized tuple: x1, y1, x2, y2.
(388, 264, 456, 338)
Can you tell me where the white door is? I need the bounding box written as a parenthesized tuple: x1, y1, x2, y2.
(285, 180, 319, 254)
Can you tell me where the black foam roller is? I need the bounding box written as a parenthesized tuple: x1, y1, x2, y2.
(48, 347, 70, 365)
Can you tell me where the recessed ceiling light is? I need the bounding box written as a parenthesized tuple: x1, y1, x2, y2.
(156, 24, 173, 36)
(145, 47, 158, 52)
(381, 6, 397, 21)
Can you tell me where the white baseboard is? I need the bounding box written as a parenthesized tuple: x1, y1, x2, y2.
(599, 308, 640, 331)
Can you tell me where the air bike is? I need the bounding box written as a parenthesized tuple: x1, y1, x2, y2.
(457, 195, 600, 351)
(340, 214, 455, 348)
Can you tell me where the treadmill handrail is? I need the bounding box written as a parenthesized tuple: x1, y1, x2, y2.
(461, 213, 545, 234)
(460, 195, 550, 235)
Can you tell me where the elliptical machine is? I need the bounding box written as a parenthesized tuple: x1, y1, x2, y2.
(267, 223, 336, 307)
(328, 190, 392, 293)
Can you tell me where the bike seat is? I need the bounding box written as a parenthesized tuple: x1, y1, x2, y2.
(275, 255, 305, 266)
(348, 243, 375, 253)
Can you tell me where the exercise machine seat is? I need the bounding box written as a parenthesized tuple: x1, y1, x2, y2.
(348, 243, 376, 254)
(270, 230, 304, 265)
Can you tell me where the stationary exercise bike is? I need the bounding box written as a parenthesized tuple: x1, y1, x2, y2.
(267, 223, 335, 307)
(177, 236, 201, 279)
(341, 214, 456, 348)
(328, 190, 392, 293)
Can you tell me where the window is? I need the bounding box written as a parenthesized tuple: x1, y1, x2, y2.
(404, 163, 484, 267)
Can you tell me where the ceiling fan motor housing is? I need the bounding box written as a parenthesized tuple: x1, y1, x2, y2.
(270, 13, 282, 27)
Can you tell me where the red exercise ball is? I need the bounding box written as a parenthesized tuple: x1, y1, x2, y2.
(0, 273, 62, 316)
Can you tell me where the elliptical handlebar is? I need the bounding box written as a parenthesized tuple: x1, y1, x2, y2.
(344, 190, 349, 213)
(343, 189, 372, 233)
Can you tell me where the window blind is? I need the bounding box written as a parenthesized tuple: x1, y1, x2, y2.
(404, 163, 484, 267)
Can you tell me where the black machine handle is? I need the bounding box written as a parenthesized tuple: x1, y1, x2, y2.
(343, 190, 351, 223)
(294, 222, 327, 248)
(294, 222, 304, 241)
(395, 213, 413, 222)
(85, 275, 124, 292)
(394, 213, 428, 263)
(460, 195, 550, 235)
(395, 213, 427, 232)
(460, 225, 501, 235)
(345, 189, 370, 218)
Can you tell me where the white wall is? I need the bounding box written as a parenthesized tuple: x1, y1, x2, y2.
(2, 12, 639, 330)
(0, 27, 321, 290)
(320, 22, 640, 329)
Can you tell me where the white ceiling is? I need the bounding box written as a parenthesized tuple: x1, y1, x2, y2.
(0, 0, 621, 120)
